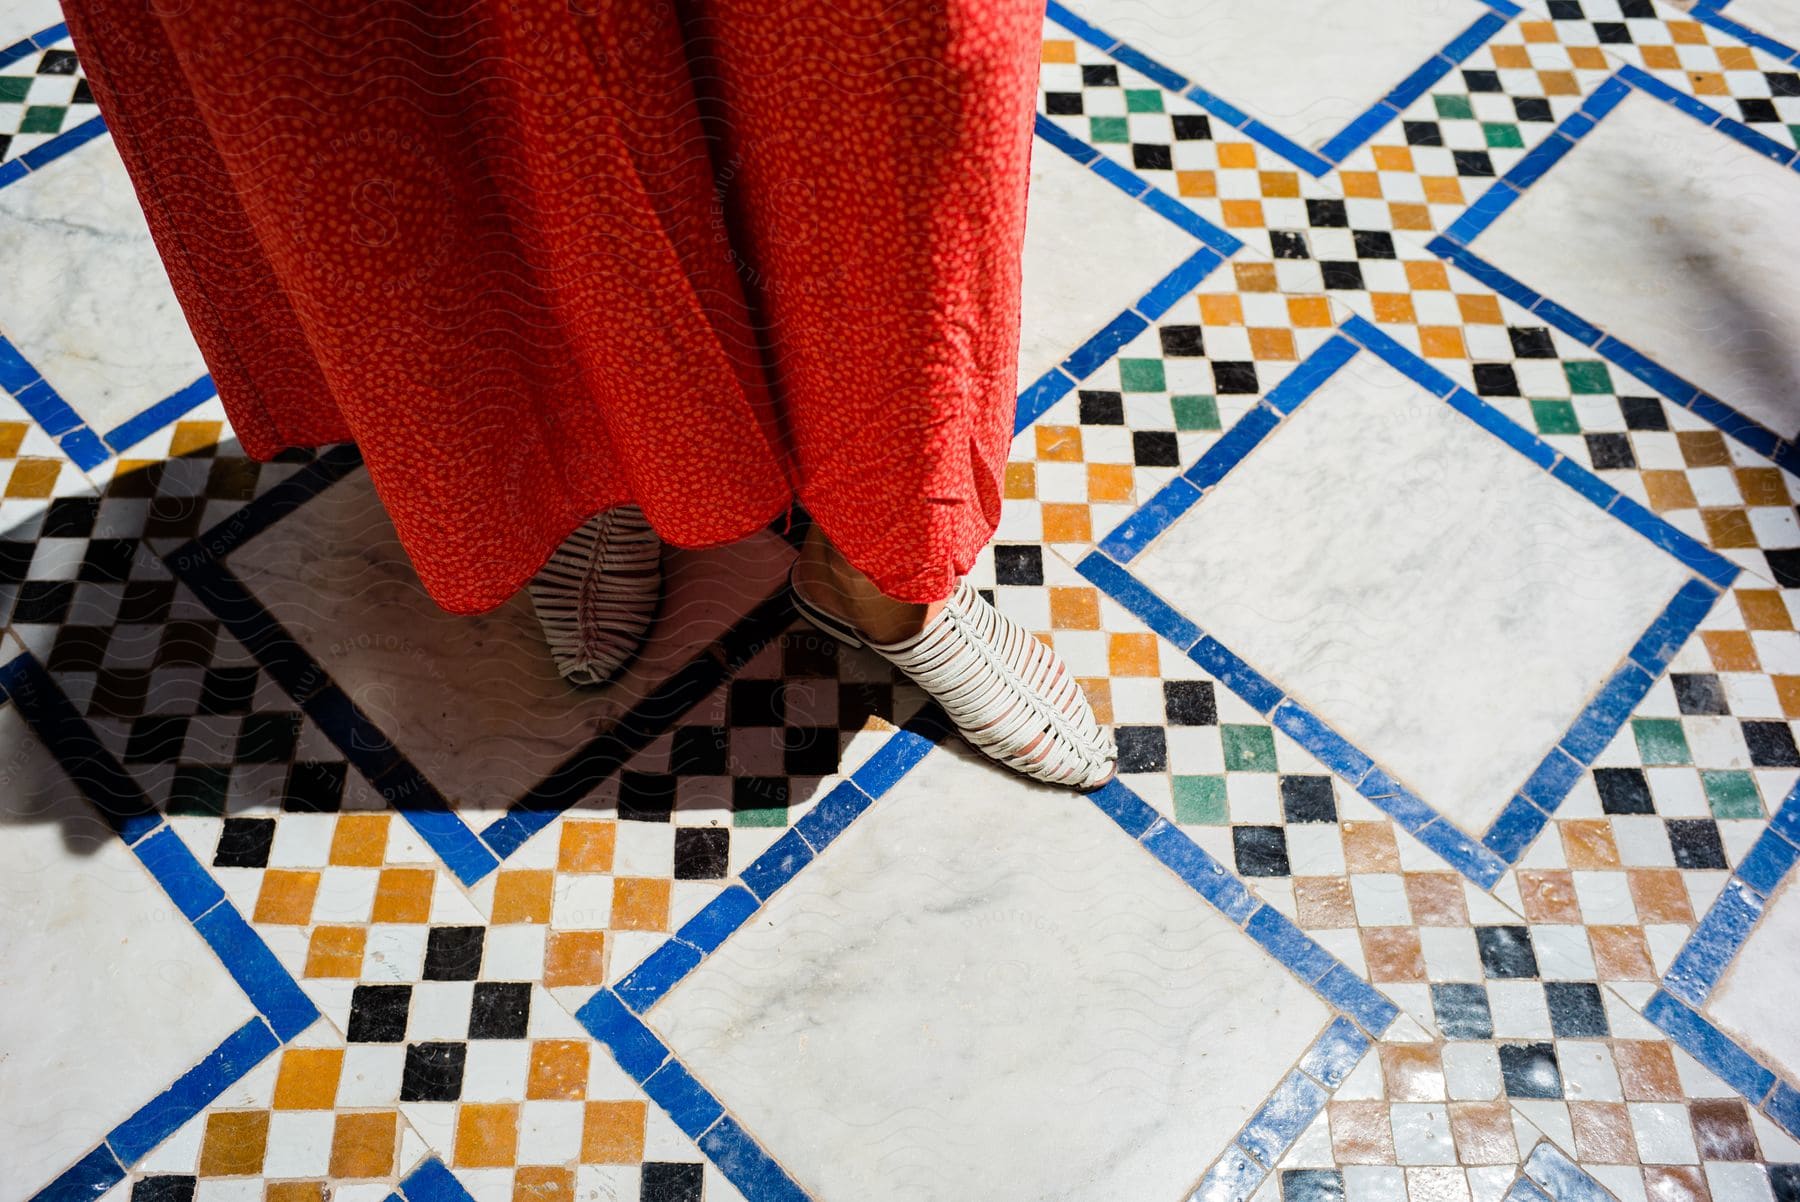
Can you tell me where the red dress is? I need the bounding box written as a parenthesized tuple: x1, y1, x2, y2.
(65, 0, 1041, 613)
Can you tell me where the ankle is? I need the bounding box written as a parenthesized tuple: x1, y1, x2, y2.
(795, 526, 940, 645)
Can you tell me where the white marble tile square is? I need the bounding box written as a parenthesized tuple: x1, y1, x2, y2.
(1133, 348, 1691, 838)
(1018, 135, 1200, 389)
(1469, 87, 1800, 440)
(1703, 868, 1800, 1085)
(0, 708, 257, 1201)
(648, 744, 1334, 1201)
(1067, 0, 1487, 151)
(0, 138, 208, 438)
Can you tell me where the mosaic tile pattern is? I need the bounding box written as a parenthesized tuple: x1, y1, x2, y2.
(7, 3, 1800, 1201)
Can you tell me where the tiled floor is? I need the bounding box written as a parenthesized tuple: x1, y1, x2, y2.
(5, 0, 1800, 1199)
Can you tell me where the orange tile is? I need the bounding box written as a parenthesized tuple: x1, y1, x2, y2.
(1388, 203, 1432, 231)
(1702, 630, 1759, 673)
(1259, 171, 1300, 198)
(1520, 20, 1555, 42)
(1371, 293, 1416, 324)
(1403, 873, 1468, 925)
(371, 867, 434, 922)
(1570, 1100, 1636, 1162)
(582, 1100, 648, 1163)
(1737, 589, 1792, 631)
(1329, 1101, 1394, 1163)
(1176, 169, 1217, 198)
(1078, 677, 1113, 725)
(612, 877, 671, 931)
(1701, 508, 1756, 549)
(1217, 143, 1258, 169)
(1371, 144, 1413, 172)
(1422, 176, 1465, 205)
(1108, 632, 1160, 677)
(1642, 470, 1697, 512)
(1590, 925, 1655, 980)
(1087, 463, 1134, 503)
(200, 1111, 269, 1176)
(1615, 1040, 1682, 1100)
(265, 1185, 325, 1202)
(1041, 502, 1091, 543)
(1404, 261, 1450, 291)
(1490, 43, 1531, 70)
(331, 1111, 398, 1178)
(5, 459, 60, 498)
(1560, 819, 1620, 870)
(1449, 1101, 1516, 1164)
(1004, 461, 1036, 500)
(1361, 927, 1426, 982)
(1249, 327, 1297, 360)
(170, 420, 224, 456)
(456, 1103, 519, 1168)
(528, 1040, 590, 1100)
(253, 870, 321, 925)
(1288, 296, 1334, 327)
(1293, 876, 1355, 928)
(1517, 870, 1581, 924)
(1198, 293, 1244, 326)
(1220, 199, 1265, 229)
(1540, 70, 1582, 95)
(1035, 424, 1082, 462)
(328, 813, 389, 867)
(305, 925, 366, 978)
(1342, 821, 1400, 872)
(1639, 44, 1681, 71)
(1776, 676, 1800, 719)
(492, 869, 554, 924)
(1455, 294, 1504, 325)
(1339, 171, 1382, 199)
(1568, 46, 1610, 69)
(1628, 868, 1694, 924)
(1041, 39, 1076, 63)
(1736, 467, 1791, 508)
(0, 422, 25, 457)
(1049, 586, 1101, 629)
(1678, 430, 1731, 467)
(513, 1167, 574, 1202)
(1717, 45, 1757, 71)
(1379, 1044, 1443, 1101)
(1643, 1165, 1710, 1202)
(273, 1048, 344, 1110)
(1689, 70, 1728, 95)
(1418, 327, 1466, 359)
(557, 820, 616, 873)
(1234, 262, 1277, 292)
(544, 930, 608, 987)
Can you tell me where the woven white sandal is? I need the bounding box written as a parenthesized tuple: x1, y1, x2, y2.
(529, 505, 662, 687)
(791, 569, 1117, 789)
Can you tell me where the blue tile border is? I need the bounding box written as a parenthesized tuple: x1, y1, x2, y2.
(1077, 318, 1735, 886)
(1507, 1141, 1621, 1202)
(1691, 0, 1800, 67)
(1430, 64, 1800, 466)
(393, 1156, 480, 1202)
(1044, 0, 1517, 176)
(1649, 778, 1800, 1139)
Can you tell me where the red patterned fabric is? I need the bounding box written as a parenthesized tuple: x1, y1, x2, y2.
(66, 0, 1041, 613)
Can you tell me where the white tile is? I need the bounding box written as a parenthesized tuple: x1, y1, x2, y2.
(0, 1, 64, 48)
(1134, 348, 1689, 838)
(1723, 0, 1800, 52)
(1069, 0, 1485, 151)
(0, 136, 208, 437)
(1628, 1101, 1700, 1164)
(0, 708, 259, 1201)
(1018, 140, 1199, 388)
(1704, 868, 1800, 1083)
(1471, 87, 1800, 440)
(648, 743, 1333, 1201)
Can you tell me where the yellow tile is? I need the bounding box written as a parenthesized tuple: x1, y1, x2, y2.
(1287, 296, 1334, 328)
(1670, 20, 1707, 43)
(1078, 677, 1113, 725)
(1639, 45, 1681, 70)
(1003, 461, 1037, 500)
(1233, 262, 1277, 293)
(1220, 199, 1265, 228)
(1258, 171, 1299, 198)
(544, 929, 608, 987)
(581, 1100, 647, 1163)
(1049, 587, 1101, 629)
(1490, 43, 1531, 70)
(612, 877, 670, 931)
(305, 925, 366, 977)
(1520, 20, 1556, 42)
(330, 1111, 398, 1178)
(328, 813, 389, 867)
(1176, 169, 1217, 198)
(1456, 294, 1504, 325)
(265, 1185, 325, 1202)
(5, 458, 60, 498)
(1422, 176, 1465, 205)
(1389, 203, 1432, 231)
(1689, 71, 1728, 96)
(557, 820, 616, 873)
(513, 1168, 574, 1202)
(1248, 327, 1296, 361)
(1568, 46, 1609, 69)
(273, 1048, 344, 1110)
(1035, 424, 1082, 462)
(528, 1040, 591, 1101)
(1040, 503, 1091, 543)
(1642, 470, 1697, 512)
(169, 420, 223, 457)
(1339, 171, 1382, 199)
(457, 1103, 520, 1168)
(1371, 144, 1413, 172)
(1198, 293, 1243, 326)
(492, 869, 554, 924)
(1539, 69, 1581, 95)
(1701, 508, 1756, 549)
(1108, 632, 1160, 677)
(1217, 142, 1258, 169)
(1404, 261, 1450, 291)
(1717, 46, 1756, 71)
(371, 867, 434, 923)
(1086, 463, 1134, 503)
(253, 869, 320, 925)
(0, 422, 26, 457)
(1418, 327, 1466, 359)
(200, 1111, 269, 1176)
(1041, 39, 1077, 63)
(1371, 293, 1416, 324)
(1737, 589, 1793, 631)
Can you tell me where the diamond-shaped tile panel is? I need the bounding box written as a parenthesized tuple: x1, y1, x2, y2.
(0, 38, 98, 164)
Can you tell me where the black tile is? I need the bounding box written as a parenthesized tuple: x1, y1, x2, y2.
(1499, 1042, 1563, 1098)
(13, 581, 72, 624)
(1044, 92, 1083, 116)
(729, 679, 785, 726)
(1668, 819, 1727, 870)
(1233, 826, 1290, 877)
(1319, 260, 1364, 290)
(79, 538, 137, 583)
(1592, 21, 1631, 43)
(469, 982, 531, 1039)
(1452, 149, 1496, 176)
(1403, 120, 1443, 147)
(47, 625, 109, 673)
(993, 544, 1043, 586)
(1132, 142, 1172, 172)
(423, 926, 485, 981)
(1280, 776, 1336, 824)
(284, 760, 346, 812)
(125, 714, 189, 762)
(1305, 199, 1348, 228)
(1547, 0, 1584, 17)
(674, 826, 730, 879)
(41, 495, 99, 537)
(1171, 114, 1212, 141)
(1594, 767, 1654, 816)
(1080, 64, 1118, 87)
(1508, 327, 1556, 358)
(1513, 96, 1553, 122)
(1164, 679, 1216, 725)
(1584, 433, 1635, 470)
(1280, 1169, 1345, 1202)
(620, 771, 677, 821)
(1352, 230, 1395, 259)
(347, 984, 412, 1042)
(198, 666, 258, 714)
(37, 48, 78, 73)
(120, 580, 176, 625)
(1618, 0, 1654, 14)
(1270, 230, 1311, 259)
(1770, 72, 1800, 98)
(130, 1179, 196, 1202)
(1768, 549, 1800, 590)
(1132, 430, 1181, 467)
(783, 726, 839, 776)
(1430, 983, 1493, 1039)
(1476, 925, 1539, 978)
(1079, 390, 1125, 424)
(1672, 673, 1728, 716)
(1462, 69, 1502, 93)
(641, 1162, 705, 1202)
(1212, 362, 1259, 394)
(235, 712, 299, 763)
(1472, 363, 1519, 396)
(1545, 982, 1609, 1038)
(400, 1041, 467, 1101)
(1115, 726, 1167, 773)
(212, 817, 276, 868)
(670, 724, 728, 775)
(1620, 396, 1667, 431)
(1739, 98, 1780, 124)
(734, 775, 789, 813)
(0, 539, 31, 585)
(1770, 1164, 1800, 1202)
(1742, 720, 1800, 767)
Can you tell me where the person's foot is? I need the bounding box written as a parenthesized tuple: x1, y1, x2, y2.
(530, 505, 662, 686)
(791, 527, 1116, 789)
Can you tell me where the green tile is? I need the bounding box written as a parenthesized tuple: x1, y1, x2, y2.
(167, 765, 229, 817)
(0, 76, 31, 104)
(1119, 358, 1166, 392)
(1702, 770, 1763, 819)
(18, 105, 64, 135)
(1172, 394, 1221, 431)
(1125, 89, 1164, 113)
(1529, 398, 1579, 435)
(1222, 724, 1277, 773)
(1434, 94, 1474, 120)
(1481, 122, 1524, 149)
(1563, 360, 1613, 395)
(1090, 116, 1130, 143)
(1631, 718, 1691, 766)
(735, 803, 789, 828)
(1173, 775, 1228, 824)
